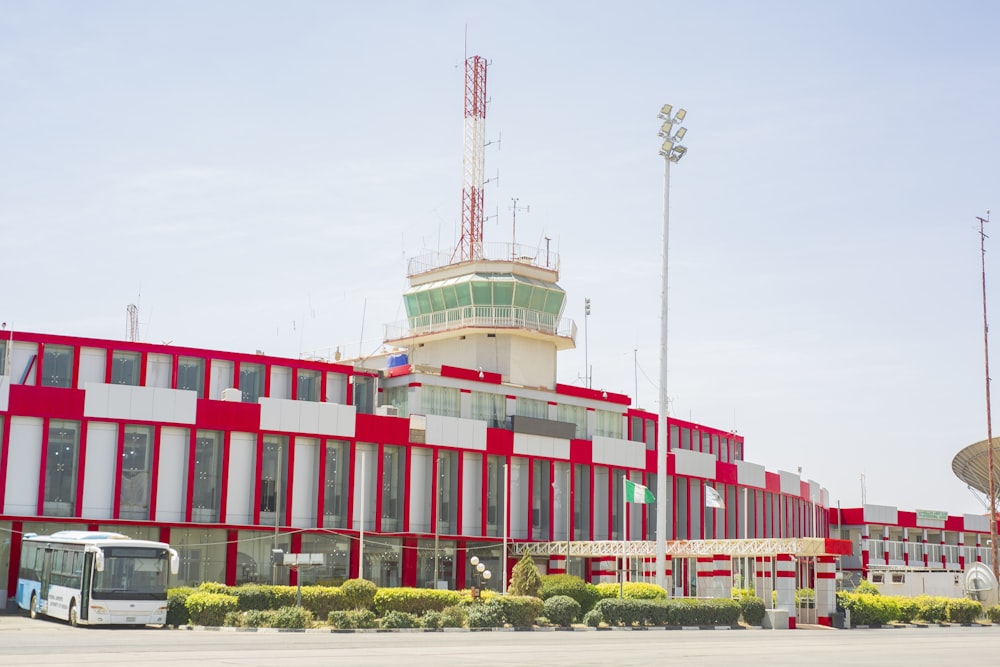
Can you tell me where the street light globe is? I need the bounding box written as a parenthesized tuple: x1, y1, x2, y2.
(477, 562, 486, 573)
(470, 556, 480, 566)
(483, 570, 492, 581)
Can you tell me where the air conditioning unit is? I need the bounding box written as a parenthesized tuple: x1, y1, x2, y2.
(375, 405, 399, 417)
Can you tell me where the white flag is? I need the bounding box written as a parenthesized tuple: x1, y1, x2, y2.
(705, 486, 725, 509)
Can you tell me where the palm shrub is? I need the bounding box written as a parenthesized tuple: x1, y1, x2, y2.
(509, 554, 543, 597)
(543, 595, 581, 627)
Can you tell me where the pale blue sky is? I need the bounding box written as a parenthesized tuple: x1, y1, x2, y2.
(2, 1, 999, 515)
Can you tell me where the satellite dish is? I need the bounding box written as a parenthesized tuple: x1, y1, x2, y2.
(965, 563, 998, 606)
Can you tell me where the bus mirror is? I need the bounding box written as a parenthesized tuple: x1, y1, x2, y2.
(95, 549, 105, 572)
(169, 549, 180, 576)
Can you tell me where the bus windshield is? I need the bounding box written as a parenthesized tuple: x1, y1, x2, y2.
(91, 547, 170, 600)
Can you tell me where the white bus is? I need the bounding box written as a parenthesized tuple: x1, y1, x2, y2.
(16, 530, 179, 626)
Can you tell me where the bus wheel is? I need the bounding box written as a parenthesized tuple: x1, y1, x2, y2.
(68, 602, 79, 627)
(29, 594, 38, 620)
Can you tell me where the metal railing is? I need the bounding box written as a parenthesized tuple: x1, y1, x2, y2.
(384, 306, 577, 343)
(407, 241, 561, 276)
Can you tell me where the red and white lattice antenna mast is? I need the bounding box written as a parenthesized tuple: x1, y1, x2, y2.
(455, 54, 488, 263)
(127, 303, 140, 342)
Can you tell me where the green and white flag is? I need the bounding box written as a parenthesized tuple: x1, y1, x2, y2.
(624, 479, 655, 504)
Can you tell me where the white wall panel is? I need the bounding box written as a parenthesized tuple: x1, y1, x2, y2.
(81, 422, 117, 519)
(280, 399, 300, 432)
(672, 448, 716, 480)
(226, 432, 257, 525)
(299, 401, 320, 435)
(155, 427, 188, 522)
(270, 366, 291, 400)
(736, 460, 766, 488)
(291, 437, 319, 528)
(426, 414, 487, 451)
(4, 417, 42, 514)
(84, 383, 196, 424)
(78, 347, 106, 387)
(591, 436, 644, 468)
(260, 398, 281, 430)
(0, 375, 9, 411)
(107, 384, 132, 418)
(152, 388, 176, 422)
(209, 360, 234, 401)
(864, 504, 899, 525)
(778, 470, 801, 496)
(965, 514, 990, 532)
(130, 384, 155, 421)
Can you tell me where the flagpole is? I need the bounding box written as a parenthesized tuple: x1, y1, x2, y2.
(621, 476, 627, 599)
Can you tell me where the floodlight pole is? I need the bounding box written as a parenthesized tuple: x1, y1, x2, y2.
(654, 104, 687, 592)
(978, 212, 999, 584)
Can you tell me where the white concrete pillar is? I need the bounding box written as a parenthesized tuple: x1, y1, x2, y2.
(775, 554, 796, 620)
(816, 555, 837, 626)
(712, 554, 733, 598)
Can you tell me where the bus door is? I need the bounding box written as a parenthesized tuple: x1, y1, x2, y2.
(80, 552, 93, 622)
(39, 548, 54, 610)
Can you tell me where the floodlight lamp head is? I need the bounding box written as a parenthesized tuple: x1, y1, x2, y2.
(659, 121, 673, 137)
(659, 139, 674, 156)
(675, 108, 687, 122)
(659, 103, 673, 118)
(672, 145, 688, 161)
(674, 127, 687, 141)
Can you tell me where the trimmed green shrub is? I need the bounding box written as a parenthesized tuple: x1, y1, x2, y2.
(327, 609, 377, 629)
(440, 605, 468, 628)
(509, 554, 543, 597)
(232, 584, 278, 611)
(271, 586, 298, 608)
(339, 579, 377, 611)
(539, 574, 601, 614)
(915, 595, 947, 623)
(271, 606, 312, 629)
(543, 595, 580, 627)
(467, 600, 505, 628)
(947, 598, 983, 624)
(896, 598, 920, 623)
(836, 592, 897, 626)
(299, 585, 347, 618)
(185, 591, 239, 627)
(421, 610, 444, 630)
(380, 610, 420, 629)
(493, 595, 544, 627)
(986, 605, 1000, 623)
(583, 609, 603, 627)
(198, 581, 228, 595)
(373, 587, 465, 616)
(737, 596, 766, 626)
(167, 587, 196, 627)
(853, 580, 881, 595)
(594, 581, 667, 601)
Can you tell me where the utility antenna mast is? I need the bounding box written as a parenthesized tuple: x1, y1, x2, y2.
(978, 211, 1000, 584)
(510, 197, 530, 258)
(454, 54, 489, 263)
(126, 303, 140, 342)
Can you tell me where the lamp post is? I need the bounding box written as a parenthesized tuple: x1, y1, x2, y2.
(469, 555, 492, 601)
(654, 103, 688, 592)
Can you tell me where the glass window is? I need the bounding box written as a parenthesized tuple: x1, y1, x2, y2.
(629, 416, 643, 442)
(352, 376, 375, 415)
(515, 397, 547, 419)
(192, 430, 222, 522)
(556, 404, 586, 438)
(177, 356, 205, 398)
(645, 419, 656, 450)
(381, 385, 409, 418)
(43, 420, 80, 516)
(471, 391, 505, 428)
(416, 538, 455, 589)
(669, 424, 679, 451)
(423, 385, 460, 418)
(0, 338, 6, 376)
(592, 466, 609, 540)
(299, 532, 352, 586)
(531, 459, 551, 540)
(170, 527, 228, 588)
(573, 464, 590, 541)
(381, 445, 404, 532)
(676, 477, 689, 540)
(362, 536, 401, 587)
(486, 455, 506, 538)
(111, 351, 141, 386)
(239, 362, 265, 404)
(119, 424, 154, 520)
(260, 435, 289, 522)
(322, 439, 351, 529)
(41, 344, 73, 388)
(297, 369, 321, 401)
(594, 410, 622, 438)
(437, 450, 458, 534)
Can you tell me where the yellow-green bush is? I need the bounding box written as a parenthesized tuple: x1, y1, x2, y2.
(373, 587, 465, 616)
(185, 590, 239, 626)
(595, 581, 667, 600)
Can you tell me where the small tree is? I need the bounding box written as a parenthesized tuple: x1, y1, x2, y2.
(509, 553, 543, 597)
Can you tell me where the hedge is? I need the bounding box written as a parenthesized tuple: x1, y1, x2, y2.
(185, 591, 239, 627)
(373, 587, 465, 616)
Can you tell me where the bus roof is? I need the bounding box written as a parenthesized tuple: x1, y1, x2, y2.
(23, 530, 170, 549)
